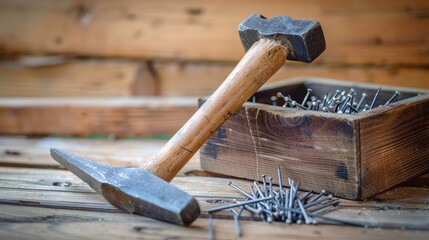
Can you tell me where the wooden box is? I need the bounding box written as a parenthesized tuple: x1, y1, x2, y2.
(199, 78, 429, 200)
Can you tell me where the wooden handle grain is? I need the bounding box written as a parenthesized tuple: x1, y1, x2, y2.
(141, 39, 287, 182)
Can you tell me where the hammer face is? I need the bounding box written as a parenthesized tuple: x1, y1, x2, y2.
(238, 14, 326, 63)
(50, 149, 200, 226)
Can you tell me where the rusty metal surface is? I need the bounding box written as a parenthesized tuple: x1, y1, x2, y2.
(238, 14, 326, 63)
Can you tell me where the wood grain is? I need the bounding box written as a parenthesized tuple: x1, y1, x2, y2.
(0, 60, 156, 97)
(142, 39, 286, 182)
(3, 59, 428, 98)
(359, 95, 429, 198)
(0, 97, 197, 136)
(155, 62, 429, 96)
(1, 167, 429, 229)
(0, 136, 200, 176)
(1, 206, 427, 240)
(0, 0, 427, 65)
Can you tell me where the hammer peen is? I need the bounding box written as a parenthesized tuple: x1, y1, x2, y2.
(51, 14, 325, 226)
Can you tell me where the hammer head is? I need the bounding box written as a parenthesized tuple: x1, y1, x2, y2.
(238, 14, 326, 63)
(50, 148, 200, 225)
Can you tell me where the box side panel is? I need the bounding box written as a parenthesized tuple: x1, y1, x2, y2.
(360, 96, 429, 199)
(201, 105, 360, 199)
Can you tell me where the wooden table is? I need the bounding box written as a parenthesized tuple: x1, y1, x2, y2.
(1, 136, 428, 239)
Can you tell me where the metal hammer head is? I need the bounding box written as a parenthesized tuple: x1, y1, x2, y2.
(238, 14, 326, 63)
(50, 148, 200, 225)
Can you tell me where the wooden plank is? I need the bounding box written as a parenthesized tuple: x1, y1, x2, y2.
(2, 206, 428, 240)
(0, 60, 156, 97)
(0, 97, 197, 136)
(1, 167, 429, 229)
(155, 62, 429, 97)
(0, 0, 427, 65)
(0, 136, 201, 176)
(0, 136, 428, 238)
(4, 59, 429, 98)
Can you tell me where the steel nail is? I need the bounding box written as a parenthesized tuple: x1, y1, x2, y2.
(356, 92, 367, 110)
(271, 96, 278, 106)
(370, 87, 381, 109)
(208, 196, 273, 213)
(308, 190, 326, 203)
(303, 195, 333, 209)
(302, 88, 312, 105)
(228, 181, 254, 199)
(308, 199, 340, 213)
(384, 91, 400, 105)
(262, 175, 268, 197)
(253, 180, 265, 198)
(208, 214, 214, 240)
(297, 199, 313, 224)
(230, 207, 243, 236)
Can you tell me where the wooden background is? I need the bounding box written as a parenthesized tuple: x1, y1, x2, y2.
(0, 0, 428, 136)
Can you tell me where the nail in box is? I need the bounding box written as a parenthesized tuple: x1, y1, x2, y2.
(199, 78, 429, 199)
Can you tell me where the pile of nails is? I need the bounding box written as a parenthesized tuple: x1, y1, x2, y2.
(207, 165, 365, 237)
(268, 87, 400, 114)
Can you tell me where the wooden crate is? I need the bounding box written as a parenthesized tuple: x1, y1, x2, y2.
(199, 77, 429, 200)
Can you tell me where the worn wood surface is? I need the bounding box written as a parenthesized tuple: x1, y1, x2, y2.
(2, 60, 429, 98)
(359, 95, 429, 198)
(155, 62, 429, 96)
(0, 0, 427, 66)
(0, 136, 428, 239)
(0, 97, 197, 136)
(0, 60, 156, 97)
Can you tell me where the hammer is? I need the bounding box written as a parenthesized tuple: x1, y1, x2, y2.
(50, 14, 325, 226)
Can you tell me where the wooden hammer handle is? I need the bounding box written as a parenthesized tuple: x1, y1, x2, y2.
(142, 39, 287, 182)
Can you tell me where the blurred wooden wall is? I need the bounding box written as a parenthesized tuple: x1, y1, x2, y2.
(0, 0, 428, 136)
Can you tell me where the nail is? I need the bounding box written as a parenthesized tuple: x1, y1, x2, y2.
(253, 180, 265, 198)
(262, 175, 268, 197)
(297, 199, 313, 224)
(230, 207, 243, 236)
(228, 181, 254, 199)
(307, 190, 326, 203)
(347, 102, 359, 113)
(384, 91, 400, 105)
(244, 204, 262, 214)
(315, 100, 321, 111)
(249, 185, 257, 199)
(208, 214, 214, 240)
(208, 196, 273, 213)
(299, 191, 313, 201)
(303, 195, 333, 209)
(252, 95, 256, 103)
(322, 94, 328, 107)
(269, 177, 273, 197)
(356, 93, 367, 110)
(271, 96, 278, 106)
(302, 88, 312, 105)
(370, 87, 381, 109)
(293, 101, 308, 110)
(311, 101, 317, 111)
(277, 163, 283, 193)
(308, 199, 340, 213)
